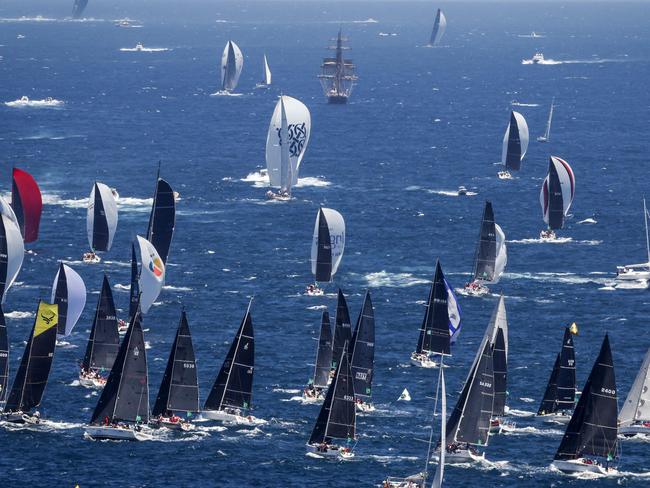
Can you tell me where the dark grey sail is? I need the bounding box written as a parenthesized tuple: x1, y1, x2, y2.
(81, 275, 119, 373)
(314, 208, 332, 282)
(312, 311, 333, 389)
(147, 177, 176, 265)
(416, 260, 451, 356)
(53, 262, 68, 336)
(90, 306, 149, 425)
(0, 218, 10, 301)
(547, 160, 566, 230)
(308, 343, 355, 445)
(128, 242, 140, 322)
(152, 310, 200, 417)
(429, 8, 447, 46)
(4, 302, 58, 414)
(72, 0, 88, 19)
(472, 201, 497, 282)
(204, 300, 254, 412)
(349, 291, 375, 400)
(491, 328, 507, 416)
(555, 334, 618, 462)
(538, 354, 560, 415)
(538, 328, 576, 415)
(0, 305, 7, 403)
(318, 29, 358, 104)
(504, 112, 523, 171)
(446, 342, 494, 447)
(90, 182, 110, 251)
(331, 289, 352, 371)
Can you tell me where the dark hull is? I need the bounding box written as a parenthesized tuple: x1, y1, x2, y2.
(327, 95, 348, 104)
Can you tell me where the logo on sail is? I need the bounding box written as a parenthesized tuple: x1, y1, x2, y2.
(277, 123, 307, 157)
(148, 253, 164, 278)
(133, 346, 140, 357)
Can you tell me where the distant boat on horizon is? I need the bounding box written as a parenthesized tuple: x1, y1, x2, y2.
(72, 0, 89, 19)
(220, 40, 243, 93)
(537, 98, 555, 142)
(428, 8, 447, 47)
(255, 54, 272, 89)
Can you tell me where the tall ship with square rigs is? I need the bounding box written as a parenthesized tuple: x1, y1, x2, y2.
(318, 29, 358, 104)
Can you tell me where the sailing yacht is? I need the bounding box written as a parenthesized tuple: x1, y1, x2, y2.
(254, 55, 272, 89)
(427, 9, 447, 47)
(539, 156, 576, 240)
(486, 297, 514, 434)
(464, 201, 507, 296)
(498, 111, 529, 179)
(11, 167, 43, 244)
(552, 335, 619, 475)
(536, 327, 577, 423)
(616, 199, 650, 282)
(0, 305, 8, 406)
(350, 291, 375, 413)
(318, 29, 358, 104)
(308, 207, 345, 295)
(303, 311, 333, 402)
(219, 40, 243, 93)
(84, 182, 118, 263)
(618, 347, 650, 437)
(537, 98, 554, 142)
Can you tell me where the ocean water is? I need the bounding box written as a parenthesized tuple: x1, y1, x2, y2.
(1, 1, 650, 486)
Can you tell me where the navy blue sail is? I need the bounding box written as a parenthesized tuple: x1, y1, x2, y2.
(147, 175, 176, 265)
(349, 291, 375, 400)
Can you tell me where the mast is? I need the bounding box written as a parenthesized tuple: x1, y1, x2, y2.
(416, 260, 451, 356)
(544, 99, 554, 141)
(312, 311, 333, 389)
(644, 199, 650, 265)
(331, 289, 352, 371)
(349, 291, 375, 400)
(81, 275, 119, 373)
(0, 304, 7, 403)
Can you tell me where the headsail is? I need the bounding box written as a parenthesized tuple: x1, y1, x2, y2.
(0, 196, 25, 302)
(266, 95, 311, 189)
(136, 235, 165, 314)
(147, 177, 175, 265)
(445, 278, 462, 343)
(311, 208, 345, 283)
(619, 347, 650, 427)
(416, 260, 451, 356)
(350, 291, 375, 400)
(312, 311, 333, 389)
(331, 289, 352, 371)
(472, 201, 507, 283)
(90, 306, 149, 425)
(3, 302, 58, 414)
(0, 305, 9, 403)
(429, 9, 447, 46)
(204, 300, 255, 413)
(540, 156, 575, 230)
(51, 263, 87, 337)
(220, 40, 243, 92)
(87, 182, 118, 252)
(491, 328, 508, 416)
(501, 111, 529, 171)
(11, 167, 42, 243)
(152, 310, 200, 417)
(81, 275, 120, 373)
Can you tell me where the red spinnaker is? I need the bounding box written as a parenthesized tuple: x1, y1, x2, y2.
(11, 167, 43, 243)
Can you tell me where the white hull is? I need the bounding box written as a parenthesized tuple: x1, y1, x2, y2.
(538, 412, 571, 424)
(619, 424, 650, 437)
(552, 459, 617, 475)
(616, 269, 650, 281)
(356, 402, 375, 413)
(85, 425, 153, 441)
(306, 443, 354, 460)
(153, 418, 194, 431)
(497, 171, 513, 180)
(265, 191, 291, 202)
(1, 411, 40, 424)
(490, 418, 516, 434)
(463, 282, 489, 296)
(440, 448, 485, 464)
(79, 374, 106, 389)
(410, 353, 438, 368)
(202, 409, 265, 425)
(83, 253, 101, 263)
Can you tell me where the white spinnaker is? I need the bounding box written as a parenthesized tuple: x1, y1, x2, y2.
(485, 295, 508, 357)
(263, 55, 272, 85)
(433, 10, 447, 46)
(552, 156, 575, 216)
(619, 348, 650, 426)
(489, 224, 507, 284)
(87, 182, 118, 251)
(137, 235, 165, 314)
(266, 95, 311, 188)
(220, 40, 243, 91)
(0, 195, 18, 225)
(310, 208, 346, 278)
(51, 264, 87, 336)
(0, 211, 24, 302)
(501, 111, 529, 164)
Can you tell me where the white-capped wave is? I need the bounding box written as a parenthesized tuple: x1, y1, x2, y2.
(241, 170, 330, 188)
(508, 237, 601, 245)
(0, 16, 57, 23)
(210, 91, 244, 97)
(511, 102, 539, 107)
(523, 57, 629, 66)
(5, 97, 64, 108)
(577, 217, 597, 224)
(504, 271, 610, 286)
(5, 311, 34, 319)
(364, 271, 429, 288)
(120, 46, 170, 52)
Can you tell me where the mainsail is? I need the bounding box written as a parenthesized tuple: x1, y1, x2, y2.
(128, 242, 140, 321)
(501, 111, 529, 171)
(136, 235, 165, 314)
(619, 347, 650, 427)
(81, 275, 120, 374)
(331, 289, 352, 371)
(220, 40, 243, 92)
(147, 176, 175, 265)
(90, 306, 149, 425)
(492, 328, 507, 417)
(472, 201, 507, 284)
(318, 29, 358, 102)
(538, 354, 561, 415)
(311, 207, 345, 283)
(262, 55, 272, 85)
(265, 95, 311, 190)
(204, 300, 255, 413)
(3, 302, 58, 414)
(416, 260, 451, 356)
(554, 334, 618, 462)
(540, 98, 554, 141)
(51, 263, 87, 337)
(0, 196, 25, 302)
(312, 311, 333, 389)
(538, 327, 576, 415)
(308, 343, 355, 445)
(429, 9, 447, 46)
(152, 310, 200, 417)
(72, 0, 89, 19)
(11, 167, 42, 243)
(349, 291, 375, 400)
(87, 182, 118, 252)
(0, 305, 9, 403)
(540, 156, 575, 230)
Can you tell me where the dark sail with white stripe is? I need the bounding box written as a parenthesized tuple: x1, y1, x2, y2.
(350, 291, 375, 400)
(538, 327, 576, 415)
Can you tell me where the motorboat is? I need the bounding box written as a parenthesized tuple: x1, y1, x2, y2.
(457, 186, 468, 196)
(532, 52, 545, 64)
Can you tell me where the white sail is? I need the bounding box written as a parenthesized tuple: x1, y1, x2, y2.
(51, 264, 87, 336)
(263, 54, 272, 85)
(485, 295, 508, 355)
(0, 201, 25, 302)
(137, 235, 165, 314)
(543, 99, 554, 140)
(501, 111, 529, 165)
(310, 208, 345, 278)
(554, 156, 575, 216)
(429, 9, 447, 46)
(483, 223, 507, 285)
(265, 95, 311, 188)
(398, 388, 411, 402)
(87, 182, 118, 252)
(619, 348, 650, 426)
(431, 368, 446, 488)
(220, 40, 243, 91)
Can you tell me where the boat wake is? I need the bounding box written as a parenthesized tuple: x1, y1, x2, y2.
(363, 271, 429, 288)
(41, 193, 152, 211)
(4, 311, 34, 319)
(523, 57, 630, 65)
(5, 98, 64, 108)
(506, 408, 535, 417)
(405, 186, 477, 197)
(507, 237, 601, 245)
(0, 16, 57, 23)
(577, 217, 597, 224)
(501, 425, 563, 436)
(511, 102, 539, 107)
(241, 171, 331, 188)
(504, 271, 610, 286)
(120, 46, 170, 52)
(210, 90, 244, 97)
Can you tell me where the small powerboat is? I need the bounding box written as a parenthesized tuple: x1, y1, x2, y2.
(457, 186, 468, 196)
(134, 43, 144, 51)
(532, 52, 545, 64)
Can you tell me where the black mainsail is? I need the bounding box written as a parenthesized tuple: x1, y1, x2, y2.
(504, 111, 523, 171)
(538, 327, 576, 415)
(90, 182, 110, 252)
(81, 275, 119, 374)
(472, 201, 497, 282)
(0, 304, 8, 403)
(4, 302, 58, 414)
(72, 0, 89, 19)
(204, 300, 255, 413)
(416, 260, 451, 356)
(152, 310, 200, 417)
(147, 176, 176, 266)
(128, 242, 140, 322)
(314, 208, 332, 282)
(312, 311, 333, 389)
(308, 343, 355, 445)
(331, 289, 352, 371)
(491, 328, 507, 417)
(546, 160, 566, 230)
(90, 307, 149, 425)
(554, 334, 618, 462)
(538, 354, 561, 415)
(349, 291, 375, 400)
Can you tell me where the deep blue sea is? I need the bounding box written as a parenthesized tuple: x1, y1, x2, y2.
(1, 1, 650, 486)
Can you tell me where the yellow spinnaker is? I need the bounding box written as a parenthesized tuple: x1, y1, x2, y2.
(34, 302, 58, 337)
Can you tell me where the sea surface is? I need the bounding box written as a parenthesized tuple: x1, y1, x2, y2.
(1, 1, 650, 486)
